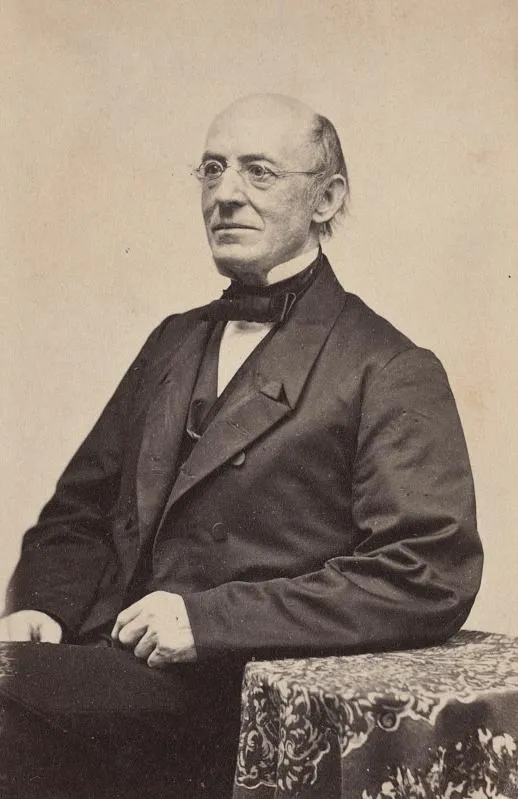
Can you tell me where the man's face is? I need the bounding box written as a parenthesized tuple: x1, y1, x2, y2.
(200, 98, 320, 284)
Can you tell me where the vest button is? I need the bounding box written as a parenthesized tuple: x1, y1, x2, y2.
(231, 451, 246, 467)
(211, 522, 228, 542)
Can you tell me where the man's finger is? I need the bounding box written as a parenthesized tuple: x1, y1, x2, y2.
(5, 617, 32, 642)
(133, 631, 156, 660)
(0, 618, 15, 642)
(147, 648, 169, 669)
(38, 618, 63, 644)
(116, 615, 149, 647)
(111, 600, 143, 639)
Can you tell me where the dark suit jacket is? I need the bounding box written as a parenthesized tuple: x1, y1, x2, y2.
(7, 257, 483, 659)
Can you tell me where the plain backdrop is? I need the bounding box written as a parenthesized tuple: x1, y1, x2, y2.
(1, 0, 517, 635)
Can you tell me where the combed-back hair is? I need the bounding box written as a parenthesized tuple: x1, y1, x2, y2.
(308, 114, 350, 238)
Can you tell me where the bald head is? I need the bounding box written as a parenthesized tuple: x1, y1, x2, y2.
(199, 93, 348, 284)
(214, 93, 317, 120)
(209, 93, 315, 142)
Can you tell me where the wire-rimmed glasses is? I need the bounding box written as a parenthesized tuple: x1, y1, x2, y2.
(193, 159, 319, 190)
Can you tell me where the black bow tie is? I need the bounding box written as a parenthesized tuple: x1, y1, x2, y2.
(204, 253, 322, 324)
(205, 290, 298, 324)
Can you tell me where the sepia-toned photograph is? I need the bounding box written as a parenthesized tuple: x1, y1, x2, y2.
(1, 2, 517, 797)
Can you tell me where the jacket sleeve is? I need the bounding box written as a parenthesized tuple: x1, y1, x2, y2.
(183, 348, 483, 660)
(5, 322, 168, 634)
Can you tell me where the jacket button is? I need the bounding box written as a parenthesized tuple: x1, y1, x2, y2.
(231, 451, 246, 467)
(211, 522, 228, 542)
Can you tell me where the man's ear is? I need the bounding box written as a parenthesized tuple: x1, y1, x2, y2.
(311, 174, 347, 226)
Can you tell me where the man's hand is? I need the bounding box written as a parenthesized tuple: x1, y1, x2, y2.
(0, 610, 63, 643)
(111, 591, 197, 668)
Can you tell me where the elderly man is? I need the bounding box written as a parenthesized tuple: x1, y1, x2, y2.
(0, 94, 482, 797)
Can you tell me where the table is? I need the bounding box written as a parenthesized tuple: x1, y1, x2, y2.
(232, 630, 518, 799)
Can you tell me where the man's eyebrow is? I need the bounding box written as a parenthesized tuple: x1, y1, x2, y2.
(239, 153, 279, 165)
(200, 151, 226, 163)
(199, 150, 281, 167)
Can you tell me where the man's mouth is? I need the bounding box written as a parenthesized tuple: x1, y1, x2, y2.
(212, 223, 256, 232)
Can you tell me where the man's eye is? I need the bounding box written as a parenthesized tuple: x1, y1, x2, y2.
(202, 161, 224, 178)
(246, 164, 272, 181)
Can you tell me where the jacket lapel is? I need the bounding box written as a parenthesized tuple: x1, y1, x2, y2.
(156, 258, 347, 526)
(136, 318, 212, 543)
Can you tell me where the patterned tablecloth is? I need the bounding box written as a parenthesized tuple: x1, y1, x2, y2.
(232, 631, 518, 799)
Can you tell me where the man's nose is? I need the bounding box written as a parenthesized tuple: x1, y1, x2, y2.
(211, 166, 247, 204)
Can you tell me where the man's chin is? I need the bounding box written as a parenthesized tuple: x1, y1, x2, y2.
(211, 243, 263, 279)
(213, 256, 269, 286)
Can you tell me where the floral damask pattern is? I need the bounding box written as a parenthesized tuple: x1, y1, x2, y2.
(235, 631, 518, 795)
(363, 728, 518, 799)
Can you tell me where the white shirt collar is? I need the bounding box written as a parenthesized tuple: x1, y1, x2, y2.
(265, 246, 320, 286)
